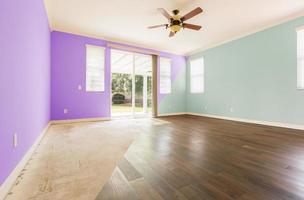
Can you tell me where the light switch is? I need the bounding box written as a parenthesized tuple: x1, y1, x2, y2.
(13, 133, 18, 148)
(230, 107, 234, 113)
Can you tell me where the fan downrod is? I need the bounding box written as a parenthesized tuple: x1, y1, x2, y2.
(172, 10, 179, 15)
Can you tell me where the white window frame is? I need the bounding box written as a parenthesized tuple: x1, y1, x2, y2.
(190, 57, 205, 94)
(159, 57, 171, 94)
(86, 45, 105, 92)
(297, 26, 304, 90)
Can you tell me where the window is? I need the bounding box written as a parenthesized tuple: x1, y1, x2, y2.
(86, 45, 105, 92)
(297, 27, 304, 89)
(160, 57, 171, 94)
(190, 57, 204, 93)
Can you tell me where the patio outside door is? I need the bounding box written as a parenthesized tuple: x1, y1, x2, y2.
(111, 49, 152, 117)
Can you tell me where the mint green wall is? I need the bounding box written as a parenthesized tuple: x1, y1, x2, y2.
(187, 16, 304, 125)
(159, 64, 187, 114)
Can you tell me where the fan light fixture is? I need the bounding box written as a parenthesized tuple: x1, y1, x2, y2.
(170, 12, 182, 32)
(170, 25, 181, 32)
(148, 7, 203, 37)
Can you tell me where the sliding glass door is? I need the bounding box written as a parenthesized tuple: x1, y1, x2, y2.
(111, 49, 152, 117)
(134, 54, 152, 115)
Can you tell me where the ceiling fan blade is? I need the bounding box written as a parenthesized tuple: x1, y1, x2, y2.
(169, 31, 175, 37)
(183, 23, 202, 30)
(148, 24, 168, 29)
(158, 8, 172, 20)
(181, 7, 203, 21)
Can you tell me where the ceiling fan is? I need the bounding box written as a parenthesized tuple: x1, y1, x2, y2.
(148, 7, 203, 37)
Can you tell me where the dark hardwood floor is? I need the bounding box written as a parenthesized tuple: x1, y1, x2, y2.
(95, 115, 304, 200)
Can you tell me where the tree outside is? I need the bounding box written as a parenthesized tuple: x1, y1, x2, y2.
(111, 73, 152, 114)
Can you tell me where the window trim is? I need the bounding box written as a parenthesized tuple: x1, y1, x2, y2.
(297, 27, 304, 90)
(296, 26, 304, 32)
(190, 57, 205, 94)
(159, 57, 172, 94)
(85, 44, 106, 92)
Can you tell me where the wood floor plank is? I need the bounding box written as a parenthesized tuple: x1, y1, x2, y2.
(95, 167, 139, 200)
(180, 185, 216, 200)
(117, 157, 142, 182)
(129, 178, 164, 200)
(96, 115, 304, 200)
(124, 153, 189, 200)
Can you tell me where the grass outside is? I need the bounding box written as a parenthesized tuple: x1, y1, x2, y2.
(111, 104, 152, 113)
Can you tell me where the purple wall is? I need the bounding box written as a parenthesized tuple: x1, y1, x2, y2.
(0, 0, 50, 185)
(0, 4, 185, 185)
(51, 31, 186, 120)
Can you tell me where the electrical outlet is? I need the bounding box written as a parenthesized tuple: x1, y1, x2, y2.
(204, 106, 208, 110)
(78, 85, 82, 91)
(230, 107, 234, 113)
(64, 108, 68, 114)
(13, 133, 18, 148)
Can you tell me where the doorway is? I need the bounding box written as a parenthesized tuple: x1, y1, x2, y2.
(111, 49, 152, 117)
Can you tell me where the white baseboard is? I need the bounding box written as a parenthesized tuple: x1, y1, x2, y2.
(187, 112, 304, 131)
(158, 112, 187, 117)
(50, 117, 111, 125)
(0, 122, 51, 200)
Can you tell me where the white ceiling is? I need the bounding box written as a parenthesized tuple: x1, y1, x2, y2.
(44, 0, 304, 55)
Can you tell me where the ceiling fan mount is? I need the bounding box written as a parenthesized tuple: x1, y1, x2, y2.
(148, 7, 203, 37)
(172, 9, 180, 15)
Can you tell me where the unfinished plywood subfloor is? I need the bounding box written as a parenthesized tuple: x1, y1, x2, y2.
(5, 118, 160, 200)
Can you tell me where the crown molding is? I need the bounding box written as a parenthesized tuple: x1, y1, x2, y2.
(50, 28, 185, 56)
(186, 12, 304, 56)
